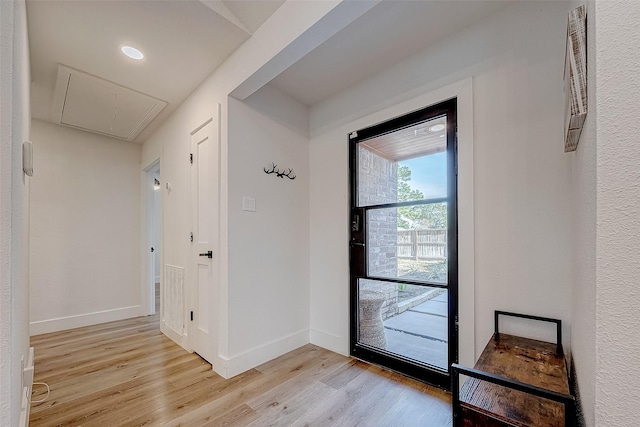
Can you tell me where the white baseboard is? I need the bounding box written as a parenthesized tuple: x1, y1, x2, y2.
(30, 305, 143, 335)
(310, 328, 348, 356)
(215, 329, 309, 379)
(160, 322, 188, 351)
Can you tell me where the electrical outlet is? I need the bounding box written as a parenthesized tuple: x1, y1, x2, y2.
(22, 347, 34, 391)
(23, 366, 34, 390)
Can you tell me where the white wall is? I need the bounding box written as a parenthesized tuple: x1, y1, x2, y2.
(0, 0, 31, 424)
(595, 1, 640, 424)
(309, 1, 575, 359)
(141, 1, 375, 377)
(570, 2, 596, 426)
(225, 85, 310, 375)
(29, 120, 142, 334)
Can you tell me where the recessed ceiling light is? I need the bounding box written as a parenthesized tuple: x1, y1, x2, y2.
(429, 124, 445, 132)
(121, 45, 144, 60)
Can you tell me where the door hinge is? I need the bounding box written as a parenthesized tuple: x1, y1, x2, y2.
(455, 315, 459, 330)
(190, 153, 193, 164)
(190, 311, 194, 321)
(190, 232, 193, 242)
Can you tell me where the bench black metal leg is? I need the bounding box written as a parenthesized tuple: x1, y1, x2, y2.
(451, 366, 461, 427)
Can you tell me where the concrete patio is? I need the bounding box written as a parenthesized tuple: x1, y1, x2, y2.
(383, 291, 448, 370)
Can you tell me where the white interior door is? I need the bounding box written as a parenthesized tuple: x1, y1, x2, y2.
(190, 112, 219, 364)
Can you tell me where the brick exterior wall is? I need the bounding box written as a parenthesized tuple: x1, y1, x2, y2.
(358, 146, 399, 319)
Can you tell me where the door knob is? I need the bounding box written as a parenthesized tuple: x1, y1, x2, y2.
(199, 250, 213, 258)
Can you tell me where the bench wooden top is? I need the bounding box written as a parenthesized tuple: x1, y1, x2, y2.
(459, 333, 569, 427)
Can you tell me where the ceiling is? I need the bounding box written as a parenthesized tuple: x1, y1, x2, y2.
(27, 0, 284, 142)
(361, 116, 447, 162)
(269, 0, 512, 106)
(27, 0, 512, 143)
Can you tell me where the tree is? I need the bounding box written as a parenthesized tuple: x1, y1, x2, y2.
(397, 165, 447, 229)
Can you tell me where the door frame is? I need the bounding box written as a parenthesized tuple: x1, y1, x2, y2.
(338, 78, 474, 379)
(142, 158, 161, 317)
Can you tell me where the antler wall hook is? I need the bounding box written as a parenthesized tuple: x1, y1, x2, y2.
(264, 163, 296, 180)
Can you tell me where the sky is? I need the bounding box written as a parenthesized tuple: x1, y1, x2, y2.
(399, 152, 447, 199)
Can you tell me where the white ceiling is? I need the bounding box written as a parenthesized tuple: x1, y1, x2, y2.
(27, 0, 512, 143)
(27, 0, 283, 142)
(269, 1, 512, 106)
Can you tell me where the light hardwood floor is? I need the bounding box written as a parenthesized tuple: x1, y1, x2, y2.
(30, 314, 452, 426)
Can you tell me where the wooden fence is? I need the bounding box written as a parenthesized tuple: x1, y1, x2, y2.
(397, 229, 447, 260)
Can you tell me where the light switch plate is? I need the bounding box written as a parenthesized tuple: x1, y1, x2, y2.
(242, 196, 256, 212)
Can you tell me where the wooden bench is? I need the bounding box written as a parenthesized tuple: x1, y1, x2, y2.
(451, 311, 576, 427)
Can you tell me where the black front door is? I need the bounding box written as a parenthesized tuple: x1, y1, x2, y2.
(349, 98, 458, 389)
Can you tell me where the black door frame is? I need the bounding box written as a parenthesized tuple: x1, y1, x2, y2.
(348, 98, 458, 390)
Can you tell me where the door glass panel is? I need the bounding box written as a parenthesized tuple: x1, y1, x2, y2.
(357, 116, 447, 207)
(367, 203, 448, 284)
(358, 279, 448, 371)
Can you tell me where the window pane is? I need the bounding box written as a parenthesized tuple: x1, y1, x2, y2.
(357, 116, 447, 207)
(398, 152, 447, 202)
(367, 204, 448, 284)
(358, 279, 448, 370)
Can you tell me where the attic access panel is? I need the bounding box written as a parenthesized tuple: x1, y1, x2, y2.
(53, 65, 167, 141)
